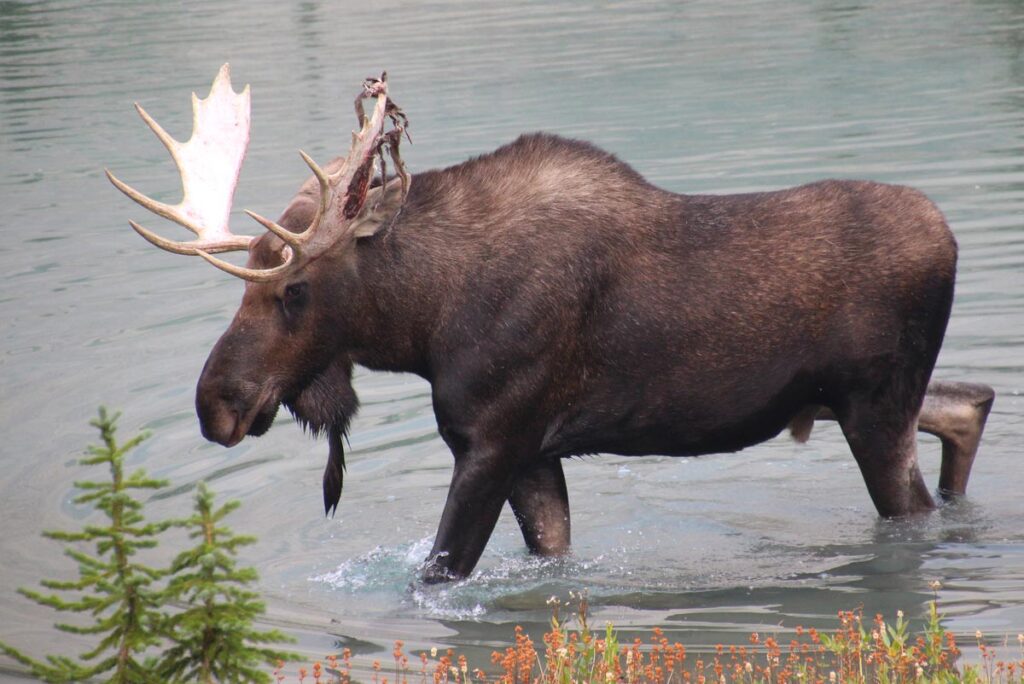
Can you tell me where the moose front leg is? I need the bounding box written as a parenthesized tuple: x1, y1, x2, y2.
(422, 441, 522, 584)
(508, 457, 571, 557)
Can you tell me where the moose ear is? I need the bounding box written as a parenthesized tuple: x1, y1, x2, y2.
(350, 181, 406, 239)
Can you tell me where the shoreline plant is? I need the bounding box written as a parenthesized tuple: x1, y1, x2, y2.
(0, 408, 297, 683)
(274, 593, 1024, 684)
(159, 482, 296, 683)
(0, 408, 169, 683)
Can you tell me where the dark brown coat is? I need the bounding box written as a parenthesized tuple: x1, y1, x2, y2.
(198, 133, 960, 582)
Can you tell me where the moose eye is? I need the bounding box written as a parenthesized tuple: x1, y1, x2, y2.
(282, 282, 307, 309)
(280, 282, 307, 315)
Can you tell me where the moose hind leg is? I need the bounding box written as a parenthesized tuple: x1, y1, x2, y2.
(837, 399, 935, 517)
(809, 381, 994, 498)
(508, 457, 571, 557)
(918, 380, 995, 497)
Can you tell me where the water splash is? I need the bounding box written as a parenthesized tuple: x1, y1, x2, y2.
(310, 536, 617, 619)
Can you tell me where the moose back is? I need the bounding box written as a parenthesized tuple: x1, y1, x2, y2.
(108, 66, 993, 582)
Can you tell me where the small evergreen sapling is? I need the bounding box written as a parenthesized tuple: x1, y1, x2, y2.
(0, 408, 170, 684)
(158, 481, 297, 684)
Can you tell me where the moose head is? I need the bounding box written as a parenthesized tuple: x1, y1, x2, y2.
(106, 65, 410, 514)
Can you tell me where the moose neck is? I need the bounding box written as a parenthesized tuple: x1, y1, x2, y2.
(340, 175, 450, 380)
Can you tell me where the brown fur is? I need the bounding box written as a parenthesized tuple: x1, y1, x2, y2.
(194, 132, 986, 582)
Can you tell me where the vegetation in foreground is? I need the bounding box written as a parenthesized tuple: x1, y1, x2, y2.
(3, 410, 1024, 684)
(0, 408, 296, 683)
(275, 593, 1024, 684)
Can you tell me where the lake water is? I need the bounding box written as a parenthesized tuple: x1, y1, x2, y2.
(1, 0, 1022, 680)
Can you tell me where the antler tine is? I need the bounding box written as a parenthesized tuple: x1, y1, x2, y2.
(297, 149, 333, 240)
(299, 149, 332, 190)
(126, 219, 249, 255)
(243, 210, 304, 248)
(107, 63, 255, 256)
(195, 247, 295, 282)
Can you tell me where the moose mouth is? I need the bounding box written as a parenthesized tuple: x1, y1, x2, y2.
(217, 399, 279, 448)
(198, 361, 356, 447)
(199, 381, 282, 448)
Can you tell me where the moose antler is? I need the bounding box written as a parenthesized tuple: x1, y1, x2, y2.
(107, 66, 411, 282)
(210, 74, 411, 280)
(106, 64, 255, 255)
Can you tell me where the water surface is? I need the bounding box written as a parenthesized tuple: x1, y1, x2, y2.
(1, 0, 1023, 679)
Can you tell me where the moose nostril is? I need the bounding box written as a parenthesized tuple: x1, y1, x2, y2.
(196, 392, 243, 446)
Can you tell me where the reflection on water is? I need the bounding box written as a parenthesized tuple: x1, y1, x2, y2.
(1, 0, 1023, 676)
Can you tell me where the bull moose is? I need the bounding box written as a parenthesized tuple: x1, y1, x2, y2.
(108, 65, 994, 583)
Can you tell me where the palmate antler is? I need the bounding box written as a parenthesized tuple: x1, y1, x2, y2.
(106, 64, 253, 255)
(107, 65, 410, 282)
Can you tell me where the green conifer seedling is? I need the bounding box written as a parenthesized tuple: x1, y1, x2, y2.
(158, 481, 297, 684)
(0, 407, 170, 683)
